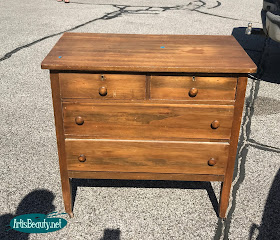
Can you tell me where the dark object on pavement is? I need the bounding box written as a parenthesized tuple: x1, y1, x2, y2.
(262, 0, 280, 42)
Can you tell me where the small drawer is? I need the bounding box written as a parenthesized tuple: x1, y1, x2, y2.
(150, 76, 237, 101)
(65, 140, 229, 175)
(59, 73, 146, 100)
(63, 103, 234, 141)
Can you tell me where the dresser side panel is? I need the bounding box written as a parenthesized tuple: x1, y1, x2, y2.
(50, 71, 72, 214)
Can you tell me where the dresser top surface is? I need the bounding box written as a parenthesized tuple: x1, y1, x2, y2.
(41, 32, 257, 74)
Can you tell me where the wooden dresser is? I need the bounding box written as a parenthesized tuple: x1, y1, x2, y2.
(41, 33, 256, 218)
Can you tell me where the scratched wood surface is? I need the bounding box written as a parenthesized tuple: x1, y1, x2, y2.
(65, 139, 229, 175)
(41, 33, 257, 73)
(63, 103, 234, 140)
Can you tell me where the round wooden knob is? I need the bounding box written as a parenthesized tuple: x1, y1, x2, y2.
(189, 88, 198, 97)
(99, 86, 107, 96)
(75, 116, 84, 125)
(78, 154, 86, 162)
(211, 120, 220, 129)
(208, 158, 217, 166)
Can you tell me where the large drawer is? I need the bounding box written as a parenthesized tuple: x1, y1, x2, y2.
(63, 103, 234, 140)
(150, 76, 237, 101)
(65, 140, 229, 175)
(59, 73, 146, 100)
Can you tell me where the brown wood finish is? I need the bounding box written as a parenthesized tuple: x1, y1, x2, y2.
(62, 98, 236, 105)
(42, 33, 257, 219)
(65, 140, 229, 175)
(59, 73, 146, 99)
(41, 33, 257, 73)
(68, 171, 225, 182)
(99, 86, 107, 96)
(150, 76, 237, 101)
(211, 120, 220, 129)
(189, 88, 198, 97)
(208, 158, 217, 166)
(63, 103, 234, 140)
(219, 77, 248, 219)
(50, 71, 73, 217)
(75, 116, 84, 125)
(78, 154, 86, 162)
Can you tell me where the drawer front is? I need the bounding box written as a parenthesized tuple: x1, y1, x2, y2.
(59, 73, 146, 99)
(63, 103, 234, 140)
(150, 76, 237, 101)
(65, 140, 229, 175)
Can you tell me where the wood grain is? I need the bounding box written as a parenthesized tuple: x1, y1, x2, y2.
(65, 139, 229, 175)
(59, 73, 146, 99)
(41, 33, 257, 73)
(68, 171, 224, 182)
(61, 98, 236, 105)
(50, 71, 73, 216)
(219, 76, 248, 219)
(63, 103, 234, 140)
(150, 76, 237, 101)
(42, 33, 256, 219)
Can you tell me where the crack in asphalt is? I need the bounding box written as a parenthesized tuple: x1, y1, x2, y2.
(208, 1, 222, 9)
(0, 4, 129, 62)
(96, 2, 260, 23)
(97, 2, 260, 23)
(214, 77, 261, 240)
(248, 139, 280, 153)
(0, 1, 261, 63)
(193, 9, 240, 21)
(214, 37, 271, 240)
(223, 78, 261, 240)
(0, 10, 116, 62)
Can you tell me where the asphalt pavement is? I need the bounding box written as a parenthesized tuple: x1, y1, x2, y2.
(1, 0, 280, 239)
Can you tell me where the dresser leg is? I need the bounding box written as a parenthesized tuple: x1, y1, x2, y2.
(219, 181, 231, 219)
(50, 72, 74, 218)
(61, 177, 73, 217)
(219, 77, 248, 219)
